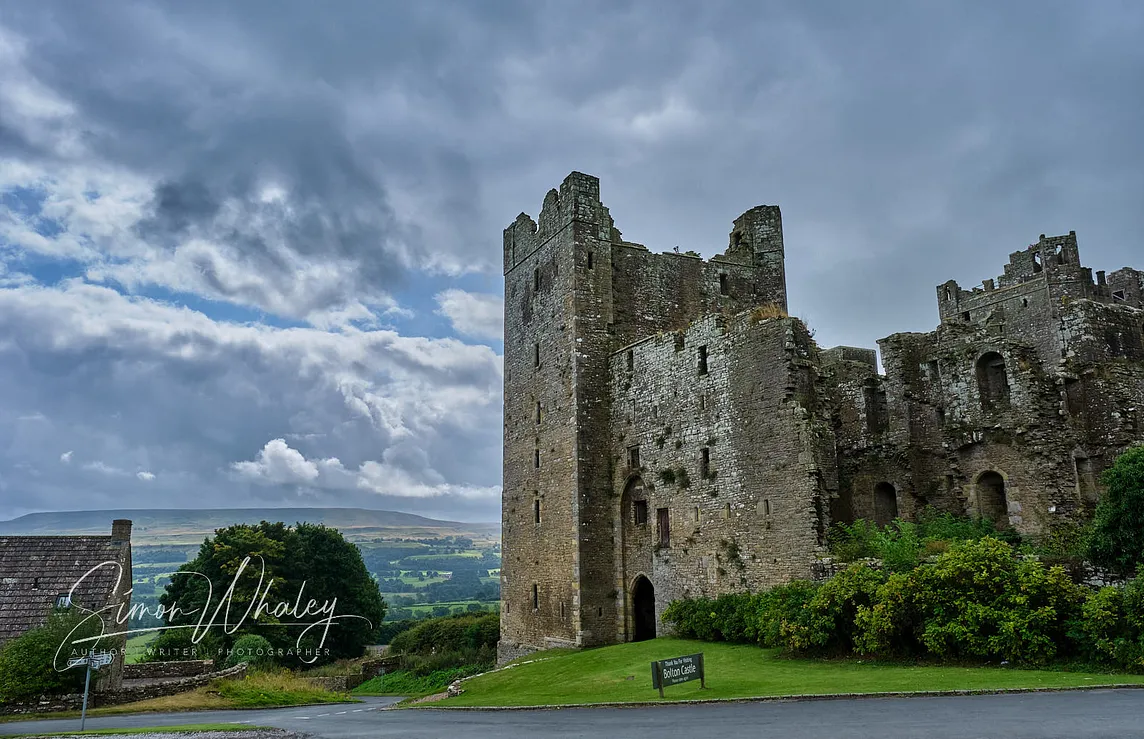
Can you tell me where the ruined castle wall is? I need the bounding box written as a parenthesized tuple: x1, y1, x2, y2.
(609, 314, 832, 637)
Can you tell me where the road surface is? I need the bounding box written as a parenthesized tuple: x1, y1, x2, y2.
(3, 691, 1144, 738)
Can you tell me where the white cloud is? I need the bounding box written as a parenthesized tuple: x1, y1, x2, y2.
(0, 280, 503, 517)
(435, 289, 503, 341)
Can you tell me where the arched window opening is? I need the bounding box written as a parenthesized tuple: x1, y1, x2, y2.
(976, 471, 1008, 525)
(976, 352, 1010, 411)
(873, 482, 898, 527)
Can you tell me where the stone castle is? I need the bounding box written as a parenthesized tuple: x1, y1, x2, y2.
(498, 171, 1144, 661)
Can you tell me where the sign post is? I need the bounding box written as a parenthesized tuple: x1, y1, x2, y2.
(651, 652, 705, 698)
(68, 648, 113, 731)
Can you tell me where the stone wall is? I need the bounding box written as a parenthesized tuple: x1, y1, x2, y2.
(123, 659, 214, 680)
(0, 663, 247, 715)
(609, 313, 835, 639)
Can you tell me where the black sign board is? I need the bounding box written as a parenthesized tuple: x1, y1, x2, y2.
(651, 653, 705, 697)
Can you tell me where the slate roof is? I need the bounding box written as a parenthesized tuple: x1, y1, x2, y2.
(0, 526, 131, 645)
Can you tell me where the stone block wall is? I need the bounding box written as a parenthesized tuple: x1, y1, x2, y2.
(608, 313, 834, 639)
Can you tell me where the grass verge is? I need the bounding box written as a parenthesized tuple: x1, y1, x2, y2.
(355, 666, 486, 697)
(2, 722, 273, 737)
(0, 670, 353, 723)
(433, 637, 1144, 707)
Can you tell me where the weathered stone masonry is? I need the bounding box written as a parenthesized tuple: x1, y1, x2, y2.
(500, 172, 1144, 661)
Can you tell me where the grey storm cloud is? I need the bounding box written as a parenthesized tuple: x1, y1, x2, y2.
(0, 0, 1142, 518)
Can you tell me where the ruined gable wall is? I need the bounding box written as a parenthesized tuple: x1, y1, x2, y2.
(609, 313, 832, 638)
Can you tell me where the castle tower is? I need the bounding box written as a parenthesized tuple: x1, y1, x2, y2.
(499, 173, 790, 661)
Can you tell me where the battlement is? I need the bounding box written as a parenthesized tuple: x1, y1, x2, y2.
(503, 172, 620, 274)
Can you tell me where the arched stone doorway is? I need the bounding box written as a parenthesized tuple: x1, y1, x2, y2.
(873, 482, 898, 526)
(631, 575, 656, 642)
(976, 471, 1008, 525)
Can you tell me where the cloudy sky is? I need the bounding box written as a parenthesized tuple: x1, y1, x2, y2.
(0, 1, 1141, 522)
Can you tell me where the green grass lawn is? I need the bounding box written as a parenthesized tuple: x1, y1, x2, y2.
(434, 638, 1144, 707)
(124, 632, 159, 664)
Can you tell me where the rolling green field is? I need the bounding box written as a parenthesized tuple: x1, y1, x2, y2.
(434, 638, 1144, 707)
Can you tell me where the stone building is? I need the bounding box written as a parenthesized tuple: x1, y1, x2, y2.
(0, 519, 133, 690)
(499, 172, 1144, 662)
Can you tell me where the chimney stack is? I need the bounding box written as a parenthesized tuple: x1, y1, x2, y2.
(111, 519, 132, 543)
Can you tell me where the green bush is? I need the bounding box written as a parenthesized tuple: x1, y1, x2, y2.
(661, 593, 763, 644)
(781, 564, 885, 654)
(1087, 446, 1144, 575)
(1076, 566, 1144, 670)
(0, 608, 107, 702)
(873, 521, 921, 573)
(388, 612, 499, 675)
(225, 634, 277, 670)
(755, 581, 819, 648)
(856, 537, 1083, 665)
(828, 519, 879, 561)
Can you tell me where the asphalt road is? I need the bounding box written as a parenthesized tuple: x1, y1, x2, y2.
(3, 690, 1144, 738)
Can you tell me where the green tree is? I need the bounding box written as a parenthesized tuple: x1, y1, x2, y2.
(0, 607, 107, 702)
(1088, 446, 1144, 574)
(156, 521, 385, 666)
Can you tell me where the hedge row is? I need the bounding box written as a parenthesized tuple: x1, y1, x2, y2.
(388, 612, 499, 675)
(663, 536, 1144, 670)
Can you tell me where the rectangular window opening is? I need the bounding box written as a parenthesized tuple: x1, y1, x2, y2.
(534, 343, 540, 368)
(719, 273, 729, 296)
(560, 601, 566, 619)
(634, 499, 649, 526)
(532, 584, 539, 611)
(628, 445, 641, 469)
(535, 401, 542, 424)
(700, 447, 710, 478)
(724, 502, 732, 519)
(693, 506, 701, 523)
(534, 268, 540, 291)
(698, 345, 708, 375)
(534, 448, 540, 469)
(763, 499, 771, 516)
(657, 508, 671, 548)
(533, 498, 541, 524)
(961, 311, 971, 322)
(626, 350, 634, 371)
(587, 251, 594, 270)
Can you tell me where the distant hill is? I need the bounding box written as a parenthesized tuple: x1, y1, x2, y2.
(0, 508, 500, 546)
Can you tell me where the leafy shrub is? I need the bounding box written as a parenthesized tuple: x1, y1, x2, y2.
(1076, 566, 1144, 670)
(388, 612, 498, 675)
(873, 521, 921, 573)
(915, 507, 1021, 547)
(780, 564, 885, 654)
(225, 634, 277, 669)
(1087, 446, 1144, 575)
(661, 593, 762, 644)
(828, 520, 879, 561)
(0, 608, 106, 702)
(856, 537, 1083, 665)
(755, 581, 819, 649)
